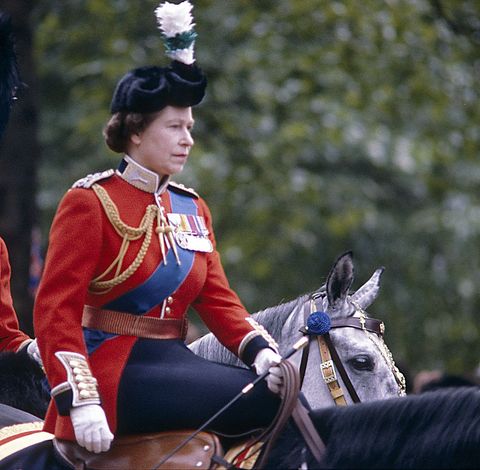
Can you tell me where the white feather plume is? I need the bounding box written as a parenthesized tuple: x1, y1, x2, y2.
(154, 1, 197, 64)
(155, 1, 195, 37)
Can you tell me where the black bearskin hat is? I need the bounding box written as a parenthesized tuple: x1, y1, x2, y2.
(110, 60, 206, 114)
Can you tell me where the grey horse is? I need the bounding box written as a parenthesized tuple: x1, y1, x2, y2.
(189, 252, 406, 409)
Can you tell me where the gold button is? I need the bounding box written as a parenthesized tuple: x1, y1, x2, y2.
(165, 307, 171, 314)
(167, 296, 173, 305)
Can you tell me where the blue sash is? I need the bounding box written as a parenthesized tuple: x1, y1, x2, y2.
(84, 190, 197, 354)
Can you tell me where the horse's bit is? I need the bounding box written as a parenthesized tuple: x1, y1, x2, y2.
(299, 292, 406, 406)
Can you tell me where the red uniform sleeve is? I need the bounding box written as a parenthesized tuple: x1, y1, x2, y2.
(0, 237, 31, 352)
(33, 189, 103, 392)
(192, 199, 277, 364)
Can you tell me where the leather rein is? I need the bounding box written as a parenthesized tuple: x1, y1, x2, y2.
(298, 293, 386, 406)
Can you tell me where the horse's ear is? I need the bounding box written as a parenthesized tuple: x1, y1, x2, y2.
(326, 251, 354, 306)
(351, 267, 385, 311)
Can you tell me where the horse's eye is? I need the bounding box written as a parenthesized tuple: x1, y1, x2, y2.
(349, 355, 374, 371)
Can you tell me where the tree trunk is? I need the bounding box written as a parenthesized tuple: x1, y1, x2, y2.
(0, 0, 39, 336)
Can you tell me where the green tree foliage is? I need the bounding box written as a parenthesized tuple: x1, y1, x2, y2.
(33, 0, 480, 376)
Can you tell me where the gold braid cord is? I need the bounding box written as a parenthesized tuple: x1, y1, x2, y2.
(354, 307, 407, 397)
(89, 184, 159, 294)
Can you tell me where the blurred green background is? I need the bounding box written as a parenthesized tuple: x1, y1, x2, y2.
(1, 0, 479, 381)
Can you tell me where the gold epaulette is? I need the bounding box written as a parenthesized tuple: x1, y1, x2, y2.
(168, 181, 199, 198)
(71, 169, 115, 189)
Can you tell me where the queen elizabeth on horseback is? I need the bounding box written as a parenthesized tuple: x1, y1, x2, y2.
(33, 1, 283, 455)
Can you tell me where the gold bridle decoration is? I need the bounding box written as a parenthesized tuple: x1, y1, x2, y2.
(350, 300, 407, 396)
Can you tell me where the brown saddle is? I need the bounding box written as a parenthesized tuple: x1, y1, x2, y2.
(54, 430, 223, 470)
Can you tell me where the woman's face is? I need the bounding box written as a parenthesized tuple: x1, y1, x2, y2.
(128, 106, 194, 176)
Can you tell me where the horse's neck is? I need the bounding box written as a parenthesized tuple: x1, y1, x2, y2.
(251, 295, 307, 354)
(252, 296, 308, 336)
(188, 295, 308, 364)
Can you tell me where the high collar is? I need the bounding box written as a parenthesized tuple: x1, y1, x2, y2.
(116, 155, 170, 194)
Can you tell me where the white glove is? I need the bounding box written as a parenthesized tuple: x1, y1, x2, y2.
(26, 339, 43, 367)
(253, 348, 283, 394)
(70, 404, 114, 453)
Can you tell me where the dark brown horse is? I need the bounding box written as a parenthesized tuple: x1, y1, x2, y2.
(1, 387, 479, 469)
(269, 386, 480, 469)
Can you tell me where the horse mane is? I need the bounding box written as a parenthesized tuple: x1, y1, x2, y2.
(189, 294, 309, 364)
(273, 387, 480, 469)
(251, 293, 308, 343)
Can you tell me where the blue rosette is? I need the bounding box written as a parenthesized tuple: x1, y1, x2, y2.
(305, 311, 331, 335)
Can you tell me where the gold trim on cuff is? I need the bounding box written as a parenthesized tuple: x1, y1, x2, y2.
(54, 351, 101, 407)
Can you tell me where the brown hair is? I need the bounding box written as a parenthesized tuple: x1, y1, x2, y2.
(103, 112, 158, 153)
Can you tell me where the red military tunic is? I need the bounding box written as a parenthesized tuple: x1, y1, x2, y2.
(34, 157, 277, 441)
(0, 237, 31, 352)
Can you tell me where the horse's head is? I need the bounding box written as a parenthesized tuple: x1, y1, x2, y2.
(189, 250, 406, 411)
(291, 251, 406, 409)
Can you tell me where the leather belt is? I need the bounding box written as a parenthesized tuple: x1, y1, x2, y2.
(82, 305, 187, 340)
